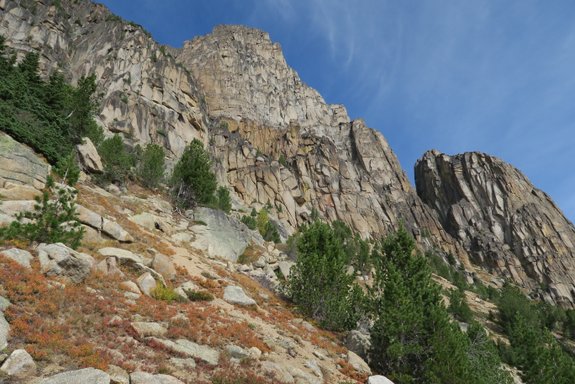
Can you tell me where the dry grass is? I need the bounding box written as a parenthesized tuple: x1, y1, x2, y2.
(337, 359, 369, 383)
(0, 256, 111, 370)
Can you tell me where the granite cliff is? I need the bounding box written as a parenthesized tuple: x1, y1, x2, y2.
(1, 0, 574, 308)
(415, 150, 575, 307)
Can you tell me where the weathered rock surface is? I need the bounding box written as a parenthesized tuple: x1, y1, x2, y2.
(416, 150, 575, 306)
(77, 137, 103, 173)
(37, 243, 95, 283)
(347, 350, 371, 375)
(148, 338, 220, 365)
(190, 207, 260, 261)
(96, 257, 125, 278)
(223, 285, 256, 306)
(345, 330, 371, 362)
(0, 312, 9, 350)
(0, 3, 470, 265)
(130, 371, 184, 384)
(0, 248, 33, 269)
(38, 367, 110, 384)
(0, 0, 208, 161)
(77, 206, 134, 243)
(0, 348, 36, 378)
(151, 253, 176, 281)
(368, 376, 395, 384)
(178, 25, 468, 264)
(107, 364, 129, 384)
(0, 132, 50, 190)
(131, 321, 168, 338)
(137, 272, 157, 296)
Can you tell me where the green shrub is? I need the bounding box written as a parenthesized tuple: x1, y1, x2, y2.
(215, 186, 232, 213)
(54, 151, 81, 185)
(0, 176, 84, 249)
(151, 283, 182, 303)
(241, 215, 257, 230)
(448, 287, 473, 323)
(170, 139, 217, 209)
(97, 134, 135, 184)
(0, 41, 99, 165)
(256, 208, 281, 243)
(135, 143, 165, 188)
(369, 227, 512, 384)
(284, 220, 365, 331)
(184, 289, 214, 302)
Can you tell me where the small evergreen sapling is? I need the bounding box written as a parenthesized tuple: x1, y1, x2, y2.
(0, 176, 84, 249)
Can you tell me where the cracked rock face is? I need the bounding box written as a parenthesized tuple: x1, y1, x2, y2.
(178, 25, 468, 263)
(0, 0, 208, 160)
(415, 150, 575, 306)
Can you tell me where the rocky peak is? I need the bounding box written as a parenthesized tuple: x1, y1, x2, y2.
(415, 150, 575, 306)
(178, 25, 349, 135)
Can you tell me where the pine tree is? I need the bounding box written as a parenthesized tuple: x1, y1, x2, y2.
(136, 143, 165, 188)
(0, 176, 84, 249)
(369, 227, 512, 384)
(285, 220, 364, 331)
(170, 139, 217, 209)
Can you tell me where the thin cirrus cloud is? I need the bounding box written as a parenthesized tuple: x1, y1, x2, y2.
(96, 0, 575, 223)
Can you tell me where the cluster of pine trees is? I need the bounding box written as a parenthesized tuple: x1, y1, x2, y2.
(285, 220, 575, 384)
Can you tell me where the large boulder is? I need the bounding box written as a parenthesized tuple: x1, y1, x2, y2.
(95, 257, 125, 278)
(190, 207, 261, 262)
(76, 137, 103, 173)
(0, 349, 36, 378)
(367, 376, 395, 384)
(347, 350, 371, 375)
(151, 253, 176, 281)
(38, 367, 110, 384)
(345, 330, 371, 361)
(137, 272, 157, 296)
(148, 338, 220, 366)
(0, 132, 50, 190)
(0, 248, 33, 269)
(36, 243, 95, 283)
(130, 321, 168, 338)
(223, 285, 256, 306)
(77, 206, 133, 243)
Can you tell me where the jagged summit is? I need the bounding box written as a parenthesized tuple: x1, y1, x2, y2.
(415, 150, 575, 306)
(178, 24, 349, 134)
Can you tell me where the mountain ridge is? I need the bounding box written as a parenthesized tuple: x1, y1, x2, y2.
(1, 0, 574, 307)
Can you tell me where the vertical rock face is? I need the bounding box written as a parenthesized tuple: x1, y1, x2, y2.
(0, 0, 208, 158)
(177, 25, 467, 261)
(415, 150, 575, 306)
(178, 25, 349, 133)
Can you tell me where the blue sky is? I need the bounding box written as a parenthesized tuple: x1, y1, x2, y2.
(98, 0, 575, 223)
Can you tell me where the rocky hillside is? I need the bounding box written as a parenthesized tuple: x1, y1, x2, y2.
(415, 150, 575, 307)
(0, 131, 381, 383)
(0, 0, 574, 308)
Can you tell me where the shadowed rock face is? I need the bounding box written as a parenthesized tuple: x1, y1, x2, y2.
(416, 150, 575, 306)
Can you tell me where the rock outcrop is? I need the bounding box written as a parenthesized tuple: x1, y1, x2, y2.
(0, 132, 50, 190)
(177, 25, 469, 262)
(0, 0, 208, 160)
(415, 150, 575, 306)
